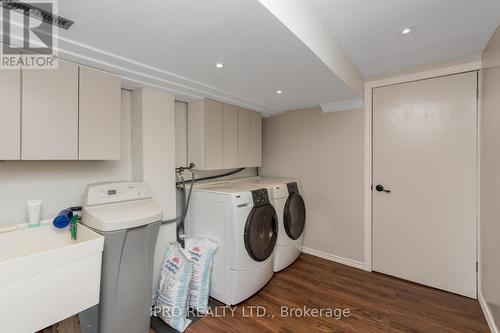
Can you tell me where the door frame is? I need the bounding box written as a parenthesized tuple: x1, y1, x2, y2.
(363, 59, 482, 274)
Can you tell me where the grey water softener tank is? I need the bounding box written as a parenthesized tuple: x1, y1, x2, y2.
(80, 182, 163, 333)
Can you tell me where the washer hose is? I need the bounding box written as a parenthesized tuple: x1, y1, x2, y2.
(175, 167, 245, 185)
(176, 169, 195, 247)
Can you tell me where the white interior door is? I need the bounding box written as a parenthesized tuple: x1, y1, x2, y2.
(372, 72, 478, 298)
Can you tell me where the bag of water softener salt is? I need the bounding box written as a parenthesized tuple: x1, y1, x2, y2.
(185, 237, 218, 314)
(155, 243, 193, 332)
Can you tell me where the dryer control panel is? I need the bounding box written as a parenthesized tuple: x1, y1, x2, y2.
(251, 188, 270, 207)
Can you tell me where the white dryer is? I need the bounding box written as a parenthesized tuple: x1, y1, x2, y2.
(235, 178, 306, 272)
(186, 182, 278, 305)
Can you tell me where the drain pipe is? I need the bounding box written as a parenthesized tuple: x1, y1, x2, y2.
(176, 169, 195, 247)
(160, 173, 192, 247)
(159, 172, 189, 238)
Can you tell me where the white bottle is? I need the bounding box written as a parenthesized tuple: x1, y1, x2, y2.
(27, 200, 42, 228)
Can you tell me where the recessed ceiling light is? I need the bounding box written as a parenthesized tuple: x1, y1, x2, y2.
(401, 26, 415, 35)
(215, 63, 224, 69)
(276, 90, 283, 94)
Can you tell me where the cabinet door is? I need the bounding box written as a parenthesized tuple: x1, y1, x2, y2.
(223, 104, 238, 168)
(238, 108, 252, 167)
(22, 61, 78, 160)
(204, 99, 224, 170)
(79, 67, 121, 160)
(249, 111, 262, 167)
(187, 100, 205, 169)
(0, 69, 21, 159)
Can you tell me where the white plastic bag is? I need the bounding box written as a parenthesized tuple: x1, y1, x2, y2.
(155, 243, 193, 332)
(185, 237, 218, 314)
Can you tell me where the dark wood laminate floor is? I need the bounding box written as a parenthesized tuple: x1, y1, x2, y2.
(186, 254, 489, 333)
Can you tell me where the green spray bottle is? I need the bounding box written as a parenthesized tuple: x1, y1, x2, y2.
(70, 215, 78, 240)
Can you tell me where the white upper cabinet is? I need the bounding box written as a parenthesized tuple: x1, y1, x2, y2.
(249, 110, 262, 167)
(79, 67, 121, 160)
(204, 99, 224, 170)
(188, 99, 224, 170)
(238, 108, 262, 167)
(22, 61, 79, 160)
(222, 103, 239, 169)
(188, 99, 262, 170)
(5, 61, 121, 161)
(0, 69, 21, 160)
(238, 108, 252, 167)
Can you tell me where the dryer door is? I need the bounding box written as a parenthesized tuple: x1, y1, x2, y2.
(244, 204, 278, 262)
(284, 192, 306, 240)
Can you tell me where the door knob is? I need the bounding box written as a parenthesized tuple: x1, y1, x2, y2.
(375, 185, 391, 193)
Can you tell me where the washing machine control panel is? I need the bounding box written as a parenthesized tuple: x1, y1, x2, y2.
(251, 188, 270, 207)
(287, 182, 299, 194)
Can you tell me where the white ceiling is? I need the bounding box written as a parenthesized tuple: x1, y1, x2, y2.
(57, 0, 356, 116)
(308, 0, 500, 77)
(53, 0, 499, 115)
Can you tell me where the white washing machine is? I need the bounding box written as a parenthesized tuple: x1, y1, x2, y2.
(186, 182, 278, 305)
(235, 177, 306, 272)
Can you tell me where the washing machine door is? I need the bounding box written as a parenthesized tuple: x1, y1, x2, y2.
(244, 204, 278, 262)
(284, 192, 306, 240)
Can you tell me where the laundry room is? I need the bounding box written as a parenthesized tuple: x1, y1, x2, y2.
(1, 1, 500, 333)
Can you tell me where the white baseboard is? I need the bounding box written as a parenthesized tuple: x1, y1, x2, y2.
(301, 247, 365, 270)
(479, 292, 499, 333)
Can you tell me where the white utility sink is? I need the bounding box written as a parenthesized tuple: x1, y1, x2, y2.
(0, 223, 104, 333)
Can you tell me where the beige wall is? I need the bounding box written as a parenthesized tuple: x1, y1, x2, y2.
(480, 25, 500, 331)
(484, 26, 500, 53)
(260, 107, 364, 262)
